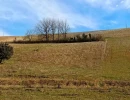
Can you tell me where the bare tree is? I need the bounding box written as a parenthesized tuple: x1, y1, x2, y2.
(36, 18, 51, 41)
(57, 20, 62, 40)
(43, 18, 51, 41)
(62, 20, 70, 39)
(57, 20, 70, 40)
(35, 18, 70, 41)
(50, 19, 57, 41)
(24, 30, 34, 41)
(35, 22, 45, 41)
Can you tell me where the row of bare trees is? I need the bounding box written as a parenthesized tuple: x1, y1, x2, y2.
(24, 18, 70, 41)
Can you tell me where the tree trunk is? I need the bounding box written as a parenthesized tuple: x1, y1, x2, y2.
(53, 33, 54, 41)
(0, 59, 2, 64)
(65, 33, 67, 39)
(58, 33, 60, 41)
(46, 32, 48, 41)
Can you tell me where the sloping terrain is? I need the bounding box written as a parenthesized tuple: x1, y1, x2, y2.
(0, 36, 23, 42)
(1, 28, 130, 99)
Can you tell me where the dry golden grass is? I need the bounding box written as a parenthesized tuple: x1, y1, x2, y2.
(0, 36, 23, 42)
(66, 28, 130, 39)
(0, 41, 109, 100)
(12, 42, 105, 67)
(1, 28, 130, 99)
(98, 28, 130, 37)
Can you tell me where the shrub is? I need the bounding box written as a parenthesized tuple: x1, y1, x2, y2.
(89, 33, 92, 41)
(82, 33, 88, 42)
(0, 43, 13, 63)
(76, 34, 82, 42)
(91, 34, 104, 41)
(13, 33, 104, 44)
(69, 37, 76, 42)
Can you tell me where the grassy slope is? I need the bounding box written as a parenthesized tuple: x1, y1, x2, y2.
(1, 28, 130, 99)
(0, 36, 23, 42)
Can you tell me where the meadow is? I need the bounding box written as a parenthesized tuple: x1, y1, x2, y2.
(0, 28, 130, 99)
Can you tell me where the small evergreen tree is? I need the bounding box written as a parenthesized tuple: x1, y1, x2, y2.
(0, 43, 13, 63)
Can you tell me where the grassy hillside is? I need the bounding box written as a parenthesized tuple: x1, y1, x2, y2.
(0, 28, 130, 99)
(0, 28, 129, 42)
(0, 36, 23, 42)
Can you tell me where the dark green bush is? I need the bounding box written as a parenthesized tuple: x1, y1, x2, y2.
(0, 43, 13, 63)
